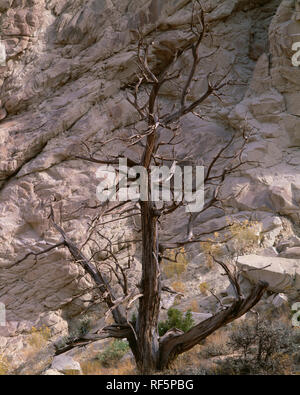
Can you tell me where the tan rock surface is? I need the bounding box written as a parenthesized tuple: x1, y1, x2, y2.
(0, 0, 299, 369)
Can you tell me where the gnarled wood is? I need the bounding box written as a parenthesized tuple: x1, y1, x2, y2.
(158, 281, 268, 369)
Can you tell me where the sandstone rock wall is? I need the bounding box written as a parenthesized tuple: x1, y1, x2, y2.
(0, 0, 299, 366)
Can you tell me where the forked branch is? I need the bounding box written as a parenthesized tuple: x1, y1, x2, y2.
(159, 281, 268, 369)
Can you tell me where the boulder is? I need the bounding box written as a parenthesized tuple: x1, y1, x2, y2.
(51, 355, 82, 375)
(259, 247, 278, 257)
(42, 369, 64, 376)
(276, 236, 300, 253)
(190, 312, 212, 324)
(225, 276, 253, 297)
(270, 293, 289, 308)
(237, 255, 300, 294)
(279, 247, 300, 259)
(160, 293, 177, 310)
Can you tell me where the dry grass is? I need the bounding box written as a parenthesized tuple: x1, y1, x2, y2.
(271, 353, 294, 375)
(165, 327, 231, 374)
(27, 325, 51, 349)
(167, 344, 219, 375)
(162, 248, 189, 278)
(199, 329, 229, 359)
(201, 219, 262, 268)
(205, 329, 229, 349)
(171, 280, 185, 294)
(0, 354, 9, 375)
(186, 299, 200, 312)
(199, 282, 209, 295)
(81, 359, 136, 375)
(80, 339, 136, 375)
(229, 219, 262, 254)
(21, 325, 51, 361)
(171, 345, 201, 370)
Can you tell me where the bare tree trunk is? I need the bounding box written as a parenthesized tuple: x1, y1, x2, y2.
(136, 65, 162, 372)
(137, 197, 161, 372)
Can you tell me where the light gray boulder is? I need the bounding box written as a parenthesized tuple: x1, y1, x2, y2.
(259, 247, 278, 257)
(51, 355, 82, 375)
(276, 236, 300, 253)
(190, 312, 213, 324)
(42, 369, 64, 376)
(270, 293, 289, 308)
(279, 247, 300, 259)
(237, 255, 300, 294)
(225, 276, 253, 297)
(160, 293, 177, 310)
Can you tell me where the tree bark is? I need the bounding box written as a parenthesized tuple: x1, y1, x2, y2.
(137, 200, 161, 373)
(158, 281, 268, 370)
(136, 77, 162, 373)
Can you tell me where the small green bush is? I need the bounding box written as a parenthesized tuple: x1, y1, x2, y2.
(158, 308, 194, 337)
(131, 312, 137, 326)
(58, 315, 91, 349)
(97, 340, 130, 367)
(75, 315, 91, 337)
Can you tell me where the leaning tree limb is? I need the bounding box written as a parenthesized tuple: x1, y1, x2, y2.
(49, 206, 127, 326)
(158, 281, 268, 369)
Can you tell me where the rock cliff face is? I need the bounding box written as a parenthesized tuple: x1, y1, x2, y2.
(0, 0, 299, 368)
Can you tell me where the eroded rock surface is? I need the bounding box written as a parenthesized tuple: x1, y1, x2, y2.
(237, 254, 300, 294)
(0, 0, 300, 370)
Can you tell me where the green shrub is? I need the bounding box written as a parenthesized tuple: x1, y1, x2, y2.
(58, 315, 91, 349)
(77, 315, 91, 337)
(97, 340, 130, 367)
(158, 308, 194, 337)
(131, 312, 137, 326)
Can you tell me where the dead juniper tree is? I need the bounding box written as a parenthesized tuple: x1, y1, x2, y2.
(16, 2, 267, 373)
